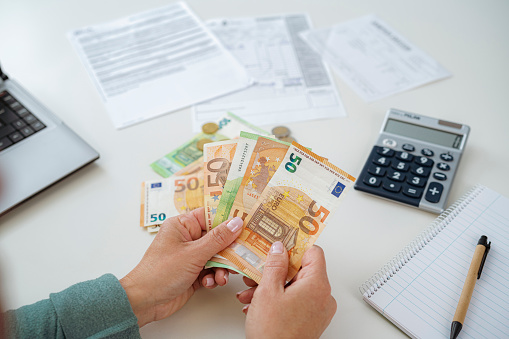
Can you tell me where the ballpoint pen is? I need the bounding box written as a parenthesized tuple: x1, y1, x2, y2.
(450, 235, 491, 339)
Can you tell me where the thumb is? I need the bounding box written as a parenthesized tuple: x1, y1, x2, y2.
(192, 217, 244, 263)
(259, 241, 289, 292)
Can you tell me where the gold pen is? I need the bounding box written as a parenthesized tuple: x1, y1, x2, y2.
(450, 235, 491, 339)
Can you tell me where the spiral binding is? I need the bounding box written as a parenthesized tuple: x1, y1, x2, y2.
(359, 185, 485, 297)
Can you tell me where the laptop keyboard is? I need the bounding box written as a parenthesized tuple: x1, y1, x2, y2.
(0, 90, 46, 152)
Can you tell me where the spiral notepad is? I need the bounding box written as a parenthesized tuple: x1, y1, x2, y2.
(360, 185, 509, 339)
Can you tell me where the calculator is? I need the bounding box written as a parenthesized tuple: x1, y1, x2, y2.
(354, 109, 470, 213)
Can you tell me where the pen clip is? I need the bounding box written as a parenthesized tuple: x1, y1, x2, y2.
(478, 241, 491, 279)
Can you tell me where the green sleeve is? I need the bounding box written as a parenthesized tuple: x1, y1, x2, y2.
(3, 274, 141, 339)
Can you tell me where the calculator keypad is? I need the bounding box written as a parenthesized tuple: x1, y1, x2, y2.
(355, 145, 454, 209)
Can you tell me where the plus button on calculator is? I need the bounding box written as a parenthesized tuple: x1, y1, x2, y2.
(354, 109, 470, 214)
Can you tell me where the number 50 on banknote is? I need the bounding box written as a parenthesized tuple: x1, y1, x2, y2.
(216, 143, 356, 283)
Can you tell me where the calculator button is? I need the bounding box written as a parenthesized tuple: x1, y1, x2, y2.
(414, 156, 434, 167)
(402, 144, 415, 152)
(375, 146, 395, 157)
(410, 165, 431, 177)
(407, 175, 427, 188)
(425, 182, 443, 203)
(433, 172, 447, 181)
(8, 131, 24, 143)
(12, 119, 26, 129)
(23, 114, 37, 124)
(363, 175, 381, 187)
(17, 108, 29, 117)
(392, 161, 410, 172)
(421, 148, 434, 157)
(402, 185, 423, 199)
(0, 137, 13, 151)
(383, 181, 401, 193)
(387, 169, 405, 182)
(396, 151, 414, 162)
(382, 139, 397, 148)
(367, 165, 386, 177)
(372, 156, 391, 167)
(440, 153, 454, 161)
(31, 121, 46, 131)
(20, 126, 34, 137)
(437, 163, 451, 171)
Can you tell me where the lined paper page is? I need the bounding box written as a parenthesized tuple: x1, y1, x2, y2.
(365, 186, 509, 338)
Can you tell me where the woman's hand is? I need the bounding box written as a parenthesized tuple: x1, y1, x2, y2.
(120, 207, 243, 327)
(238, 243, 337, 339)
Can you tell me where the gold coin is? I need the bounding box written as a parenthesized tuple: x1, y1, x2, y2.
(279, 136, 296, 143)
(271, 126, 290, 138)
(202, 122, 219, 134)
(196, 138, 213, 151)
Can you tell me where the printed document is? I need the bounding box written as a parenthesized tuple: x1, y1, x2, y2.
(192, 14, 346, 131)
(68, 2, 251, 129)
(300, 15, 451, 102)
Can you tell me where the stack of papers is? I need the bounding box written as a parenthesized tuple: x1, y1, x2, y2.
(68, 2, 251, 129)
(192, 14, 347, 130)
(300, 15, 451, 102)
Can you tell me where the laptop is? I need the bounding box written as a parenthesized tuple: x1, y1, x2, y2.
(0, 62, 99, 215)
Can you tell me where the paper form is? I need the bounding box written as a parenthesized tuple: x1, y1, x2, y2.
(68, 2, 251, 129)
(300, 15, 451, 102)
(366, 186, 509, 338)
(192, 14, 346, 131)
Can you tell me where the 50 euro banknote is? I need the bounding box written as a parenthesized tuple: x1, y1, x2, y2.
(140, 173, 204, 233)
(203, 139, 238, 232)
(215, 142, 356, 283)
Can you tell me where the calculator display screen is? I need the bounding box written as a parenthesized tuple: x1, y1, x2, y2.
(385, 119, 463, 149)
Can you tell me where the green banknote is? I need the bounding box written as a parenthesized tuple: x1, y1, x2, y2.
(151, 133, 227, 178)
(211, 132, 261, 227)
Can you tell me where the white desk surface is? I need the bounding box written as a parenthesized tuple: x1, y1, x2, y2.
(1, 0, 508, 338)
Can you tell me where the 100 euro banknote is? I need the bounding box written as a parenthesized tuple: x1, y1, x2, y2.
(140, 173, 204, 232)
(216, 142, 356, 283)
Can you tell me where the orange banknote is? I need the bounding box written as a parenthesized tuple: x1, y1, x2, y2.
(227, 137, 290, 222)
(218, 142, 355, 283)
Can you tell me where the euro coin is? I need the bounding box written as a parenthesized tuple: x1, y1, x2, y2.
(279, 136, 296, 143)
(202, 122, 219, 135)
(196, 138, 213, 151)
(271, 126, 290, 138)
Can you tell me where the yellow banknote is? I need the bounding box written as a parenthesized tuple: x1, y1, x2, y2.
(203, 139, 238, 232)
(219, 142, 356, 283)
(140, 173, 204, 230)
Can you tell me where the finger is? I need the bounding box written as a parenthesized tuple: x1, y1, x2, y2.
(191, 217, 244, 263)
(258, 241, 289, 294)
(189, 207, 206, 232)
(236, 287, 256, 304)
(200, 270, 217, 289)
(166, 208, 205, 241)
(300, 245, 328, 278)
(214, 268, 229, 286)
(242, 276, 258, 288)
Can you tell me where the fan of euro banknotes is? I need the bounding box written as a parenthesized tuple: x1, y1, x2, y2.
(141, 113, 356, 283)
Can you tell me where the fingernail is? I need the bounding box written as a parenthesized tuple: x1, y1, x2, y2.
(206, 277, 214, 287)
(270, 241, 284, 254)
(227, 217, 243, 232)
(236, 291, 242, 299)
(242, 304, 250, 314)
(224, 272, 229, 284)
